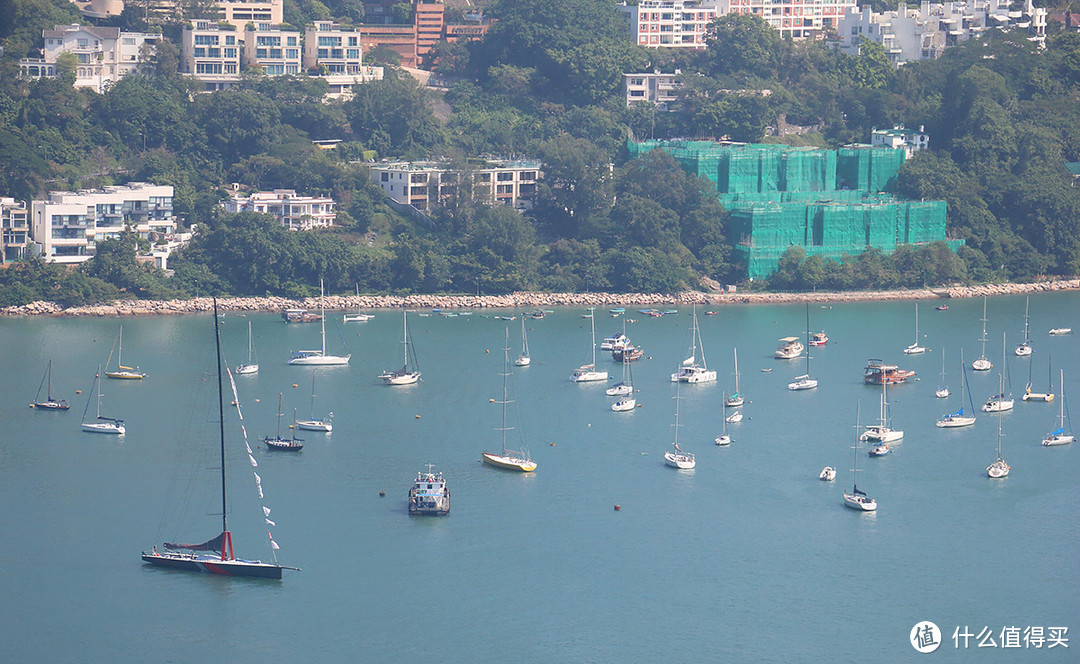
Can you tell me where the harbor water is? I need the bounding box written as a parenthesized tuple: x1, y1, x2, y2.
(1, 293, 1077, 662)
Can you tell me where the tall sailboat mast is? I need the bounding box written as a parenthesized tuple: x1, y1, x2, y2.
(213, 298, 228, 537)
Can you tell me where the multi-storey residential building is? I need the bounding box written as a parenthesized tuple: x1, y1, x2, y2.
(369, 160, 541, 213)
(30, 183, 176, 264)
(303, 22, 385, 97)
(243, 23, 302, 76)
(1, 197, 30, 263)
(624, 70, 683, 109)
(718, 0, 856, 39)
(621, 0, 720, 48)
(871, 125, 929, 158)
(19, 24, 159, 93)
(216, 0, 283, 30)
(838, 0, 1046, 65)
(181, 20, 241, 90)
(223, 189, 336, 230)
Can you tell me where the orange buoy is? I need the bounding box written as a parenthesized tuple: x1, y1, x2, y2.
(415, 414, 421, 418)
(292, 384, 299, 388)
(75, 390, 82, 394)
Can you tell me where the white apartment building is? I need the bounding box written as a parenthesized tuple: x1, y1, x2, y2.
(1, 197, 31, 263)
(216, 0, 283, 30)
(223, 189, 336, 230)
(621, 0, 720, 48)
(243, 23, 302, 76)
(19, 24, 159, 93)
(303, 21, 384, 98)
(838, 0, 1047, 65)
(31, 183, 176, 264)
(369, 160, 541, 214)
(623, 0, 856, 45)
(181, 21, 241, 90)
(625, 70, 683, 109)
(719, 0, 857, 39)
(871, 125, 929, 158)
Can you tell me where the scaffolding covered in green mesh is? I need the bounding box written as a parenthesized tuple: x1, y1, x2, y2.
(627, 139, 957, 278)
(836, 145, 906, 192)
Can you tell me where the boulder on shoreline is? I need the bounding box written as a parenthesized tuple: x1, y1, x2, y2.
(2, 279, 1077, 318)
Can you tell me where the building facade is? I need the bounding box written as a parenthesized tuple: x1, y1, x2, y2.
(303, 21, 386, 97)
(223, 189, 337, 230)
(19, 24, 159, 93)
(181, 21, 241, 90)
(624, 70, 683, 109)
(1, 197, 31, 263)
(621, 0, 720, 49)
(718, 0, 857, 39)
(837, 0, 1047, 66)
(369, 160, 541, 213)
(871, 125, 929, 158)
(30, 183, 176, 264)
(243, 23, 302, 76)
(216, 0, 283, 30)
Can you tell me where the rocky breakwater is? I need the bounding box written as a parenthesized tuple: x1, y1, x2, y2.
(1, 280, 1077, 318)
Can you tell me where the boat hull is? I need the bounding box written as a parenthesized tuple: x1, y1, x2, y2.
(105, 371, 145, 380)
(987, 461, 1010, 478)
(295, 420, 331, 432)
(380, 372, 420, 385)
(981, 399, 1014, 412)
(235, 364, 259, 375)
(715, 434, 731, 446)
(1042, 434, 1074, 446)
(514, 356, 531, 366)
(819, 467, 836, 481)
(264, 436, 303, 451)
(32, 401, 70, 410)
(570, 370, 608, 382)
(481, 451, 537, 472)
(663, 452, 695, 469)
(612, 398, 636, 412)
(936, 416, 976, 428)
(972, 359, 993, 371)
(82, 421, 125, 434)
(142, 552, 283, 579)
(1022, 391, 1054, 402)
(670, 369, 717, 383)
(843, 494, 877, 511)
(788, 377, 818, 390)
(288, 354, 350, 366)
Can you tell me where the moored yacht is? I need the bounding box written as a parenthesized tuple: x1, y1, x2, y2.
(408, 465, 450, 515)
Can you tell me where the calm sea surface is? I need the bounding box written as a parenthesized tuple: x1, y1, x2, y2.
(1, 294, 1077, 662)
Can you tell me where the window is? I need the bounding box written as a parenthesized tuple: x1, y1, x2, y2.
(346, 48, 360, 59)
(348, 36, 358, 46)
(496, 172, 514, 181)
(496, 185, 513, 194)
(225, 36, 235, 45)
(195, 35, 217, 46)
(287, 36, 297, 46)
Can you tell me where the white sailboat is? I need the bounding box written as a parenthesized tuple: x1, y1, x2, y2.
(972, 296, 993, 371)
(1015, 296, 1032, 356)
(664, 381, 695, 469)
(725, 347, 744, 406)
(289, 280, 351, 365)
(81, 365, 125, 435)
(607, 339, 634, 397)
(715, 390, 732, 446)
(937, 349, 977, 427)
(903, 302, 927, 354)
(343, 284, 374, 322)
(670, 304, 716, 383)
(379, 310, 421, 385)
(862, 379, 903, 443)
(104, 325, 146, 379)
(981, 333, 1014, 412)
(1042, 369, 1073, 446)
(514, 316, 531, 367)
(611, 353, 636, 412)
(482, 328, 537, 472)
(819, 466, 836, 481)
(294, 372, 332, 432)
(236, 320, 259, 375)
(986, 382, 1010, 478)
(788, 303, 818, 390)
(935, 348, 950, 398)
(843, 402, 877, 511)
(570, 307, 608, 382)
(1022, 356, 1055, 402)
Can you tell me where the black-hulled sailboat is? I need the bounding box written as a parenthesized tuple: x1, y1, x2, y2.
(142, 298, 297, 579)
(31, 360, 69, 410)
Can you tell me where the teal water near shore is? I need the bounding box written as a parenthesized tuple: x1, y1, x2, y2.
(2, 294, 1077, 662)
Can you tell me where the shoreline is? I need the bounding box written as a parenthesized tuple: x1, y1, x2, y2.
(2, 279, 1077, 317)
